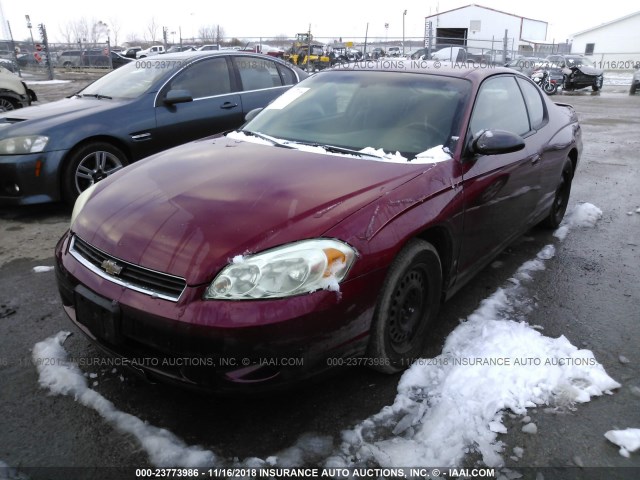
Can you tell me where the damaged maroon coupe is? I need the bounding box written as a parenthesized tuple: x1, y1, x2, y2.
(55, 64, 582, 392)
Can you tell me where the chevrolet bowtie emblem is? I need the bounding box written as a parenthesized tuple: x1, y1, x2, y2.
(101, 259, 123, 276)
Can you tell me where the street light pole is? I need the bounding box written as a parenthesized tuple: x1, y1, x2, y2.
(25, 15, 35, 51)
(385, 23, 389, 52)
(402, 10, 407, 56)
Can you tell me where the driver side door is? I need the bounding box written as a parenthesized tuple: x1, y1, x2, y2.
(457, 74, 543, 283)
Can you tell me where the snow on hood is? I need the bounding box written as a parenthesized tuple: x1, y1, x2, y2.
(228, 131, 452, 164)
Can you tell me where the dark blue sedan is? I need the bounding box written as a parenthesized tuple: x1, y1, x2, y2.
(0, 51, 307, 206)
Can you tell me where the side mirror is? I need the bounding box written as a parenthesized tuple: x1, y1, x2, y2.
(244, 107, 263, 123)
(163, 89, 193, 105)
(472, 129, 525, 155)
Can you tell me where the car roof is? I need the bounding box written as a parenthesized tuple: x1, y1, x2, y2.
(328, 61, 519, 83)
(152, 50, 295, 64)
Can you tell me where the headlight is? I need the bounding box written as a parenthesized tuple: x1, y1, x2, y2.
(205, 239, 357, 300)
(70, 183, 98, 228)
(0, 135, 49, 154)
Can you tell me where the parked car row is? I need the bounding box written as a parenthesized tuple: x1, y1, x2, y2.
(0, 51, 307, 206)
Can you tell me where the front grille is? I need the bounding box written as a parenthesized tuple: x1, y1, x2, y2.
(70, 235, 186, 301)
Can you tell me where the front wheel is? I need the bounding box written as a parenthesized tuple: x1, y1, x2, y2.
(592, 76, 603, 91)
(62, 142, 129, 206)
(543, 81, 558, 95)
(541, 159, 574, 229)
(0, 96, 18, 111)
(367, 239, 442, 373)
(630, 83, 637, 95)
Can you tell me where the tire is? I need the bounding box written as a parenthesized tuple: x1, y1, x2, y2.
(0, 96, 18, 111)
(541, 159, 574, 229)
(62, 142, 129, 206)
(630, 83, 637, 95)
(367, 239, 442, 373)
(543, 81, 558, 95)
(592, 76, 603, 91)
(62, 61, 74, 68)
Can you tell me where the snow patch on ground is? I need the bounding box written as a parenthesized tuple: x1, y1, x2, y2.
(32, 266, 54, 273)
(604, 428, 640, 457)
(326, 204, 618, 469)
(554, 202, 602, 240)
(32, 332, 217, 467)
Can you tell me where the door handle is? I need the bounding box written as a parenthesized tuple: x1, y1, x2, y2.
(221, 102, 238, 109)
(530, 154, 541, 165)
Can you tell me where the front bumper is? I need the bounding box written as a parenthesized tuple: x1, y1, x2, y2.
(55, 232, 385, 393)
(0, 150, 67, 205)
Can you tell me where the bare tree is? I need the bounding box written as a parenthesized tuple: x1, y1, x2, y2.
(146, 17, 159, 43)
(58, 22, 74, 44)
(198, 24, 225, 44)
(71, 18, 90, 44)
(274, 34, 289, 48)
(126, 32, 143, 45)
(109, 17, 122, 47)
(198, 25, 215, 43)
(91, 20, 109, 43)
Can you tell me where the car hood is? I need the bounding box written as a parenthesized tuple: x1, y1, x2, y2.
(73, 137, 427, 285)
(0, 97, 125, 133)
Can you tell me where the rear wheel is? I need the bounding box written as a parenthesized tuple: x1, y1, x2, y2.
(62, 142, 128, 206)
(541, 159, 574, 229)
(367, 239, 442, 373)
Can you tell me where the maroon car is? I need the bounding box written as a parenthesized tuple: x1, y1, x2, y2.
(55, 64, 582, 392)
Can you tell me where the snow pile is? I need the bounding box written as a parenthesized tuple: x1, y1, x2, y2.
(32, 332, 216, 468)
(414, 145, 452, 164)
(554, 202, 602, 241)
(326, 205, 618, 468)
(604, 428, 640, 458)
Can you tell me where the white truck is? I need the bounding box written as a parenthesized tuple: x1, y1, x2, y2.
(136, 45, 165, 58)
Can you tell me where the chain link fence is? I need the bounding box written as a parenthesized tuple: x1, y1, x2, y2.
(1, 34, 638, 82)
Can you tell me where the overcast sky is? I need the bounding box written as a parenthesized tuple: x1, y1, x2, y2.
(1, 0, 636, 45)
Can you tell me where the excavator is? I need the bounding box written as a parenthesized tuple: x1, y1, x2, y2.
(284, 32, 331, 71)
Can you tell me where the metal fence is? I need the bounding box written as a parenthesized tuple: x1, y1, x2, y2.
(1, 34, 638, 81)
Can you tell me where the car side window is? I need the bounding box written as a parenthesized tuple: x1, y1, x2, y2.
(516, 77, 545, 131)
(277, 64, 297, 85)
(169, 58, 231, 99)
(469, 76, 530, 137)
(235, 57, 282, 90)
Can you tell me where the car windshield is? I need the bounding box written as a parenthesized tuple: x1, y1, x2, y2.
(79, 59, 183, 99)
(242, 70, 471, 160)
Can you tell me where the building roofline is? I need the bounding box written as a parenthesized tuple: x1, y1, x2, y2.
(424, 3, 546, 25)
(571, 10, 640, 36)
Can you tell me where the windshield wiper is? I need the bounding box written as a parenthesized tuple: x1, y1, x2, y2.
(241, 130, 296, 149)
(80, 93, 113, 100)
(292, 142, 384, 159)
